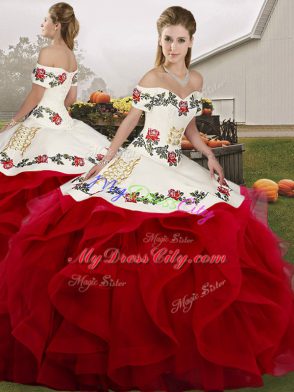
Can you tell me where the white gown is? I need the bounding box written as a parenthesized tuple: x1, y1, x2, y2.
(60, 84, 245, 217)
(0, 63, 110, 176)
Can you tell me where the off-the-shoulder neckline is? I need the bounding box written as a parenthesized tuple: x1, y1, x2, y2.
(36, 62, 78, 74)
(136, 84, 201, 101)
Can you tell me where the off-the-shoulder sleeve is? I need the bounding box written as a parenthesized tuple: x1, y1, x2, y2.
(31, 65, 51, 88)
(131, 86, 153, 112)
(71, 72, 78, 86)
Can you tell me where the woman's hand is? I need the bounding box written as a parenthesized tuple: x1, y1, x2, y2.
(84, 163, 103, 181)
(207, 155, 225, 185)
(0, 119, 18, 133)
(0, 124, 12, 133)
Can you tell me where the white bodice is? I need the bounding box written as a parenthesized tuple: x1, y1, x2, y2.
(129, 85, 202, 167)
(27, 63, 78, 129)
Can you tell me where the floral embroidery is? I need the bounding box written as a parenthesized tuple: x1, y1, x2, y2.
(132, 88, 141, 103)
(96, 153, 105, 161)
(168, 189, 182, 200)
(166, 126, 184, 146)
(2, 159, 14, 169)
(32, 106, 63, 125)
(36, 154, 48, 164)
(72, 73, 78, 85)
(123, 188, 208, 208)
(35, 68, 46, 81)
(151, 91, 200, 116)
(167, 152, 178, 165)
(146, 128, 160, 142)
(132, 87, 201, 115)
(51, 113, 62, 125)
(214, 175, 233, 202)
(132, 88, 153, 111)
(178, 101, 189, 115)
(32, 67, 67, 87)
(69, 176, 209, 209)
(73, 157, 85, 166)
(125, 192, 138, 203)
(0, 151, 105, 170)
(58, 73, 67, 84)
(133, 133, 181, 166)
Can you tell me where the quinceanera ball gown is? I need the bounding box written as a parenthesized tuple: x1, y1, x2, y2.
(0, 85, 293, 392)
(0, 63, 111, 260)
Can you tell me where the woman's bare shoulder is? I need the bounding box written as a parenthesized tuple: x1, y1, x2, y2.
(137, 67, 165, 88)
(189, 69, 203, 92)
(37, 46, 77, 71)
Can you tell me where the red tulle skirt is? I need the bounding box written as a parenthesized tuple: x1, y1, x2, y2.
(0, 171, 78, 261)
(0, 185, 293, 392)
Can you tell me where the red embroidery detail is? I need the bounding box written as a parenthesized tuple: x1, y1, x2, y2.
(179, 101, 189, 113)
(36, 155, 48, 163)
(132, 88, 141, 102)
(167, 151, 177, 165)
(146, 128, 160, 142)
(35, 68, 46, 80)
(58, 73, 67, 84)
(2, 159, 14, 169)
(168, 189, 182, 200)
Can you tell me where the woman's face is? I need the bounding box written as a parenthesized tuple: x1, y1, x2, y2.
(159, 24, 193, 65)
(40, 13, 58, 38)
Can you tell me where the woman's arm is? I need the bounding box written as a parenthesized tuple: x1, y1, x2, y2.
(184, 120, 215, 159)
(185, 118, 225, 185)
(1, 83, 45, 131)
(65, 86, 77, 108)
(1, 48, 55, 131)
(84, 107, 142, 179)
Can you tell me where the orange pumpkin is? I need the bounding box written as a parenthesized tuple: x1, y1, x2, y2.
(181, 140, 194, 150)
(220, 140, 231, 146)
(181, 136, 194, 150)
(208, 139, 222, 148)
(253, 179, 279, 202)
(90, 91, 111, 104)
(278, 179, 294, 197)
(202, 108, 212, 116)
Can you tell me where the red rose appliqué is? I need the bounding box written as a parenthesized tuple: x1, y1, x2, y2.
(2, 159, 14, 169)
(167, 151, 177, 165)
(36, 155, 48, 163)
(168, 189, 181, 200)
(146, 128, 160, 142)
(73, 157, 85, 166)
(96, 154, 105, 161)
(125, 192, 138, 203)
(51, 113, 62, 125)
(58, 73, 67, 84)
(217, 185, 230, 196)
(35, 68, 46, 80)
(179, 101, 189, 113)
(132, 88, 141, 103)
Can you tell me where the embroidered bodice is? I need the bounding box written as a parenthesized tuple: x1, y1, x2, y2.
(129, 85, 202, 167)
(28, 63, 78, 129)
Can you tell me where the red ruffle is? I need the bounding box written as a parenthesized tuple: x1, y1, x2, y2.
(0, 171, 78, 261)
(0, 187, 294, 392)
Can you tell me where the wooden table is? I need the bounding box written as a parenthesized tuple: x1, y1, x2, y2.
(182, 144, 245, 185)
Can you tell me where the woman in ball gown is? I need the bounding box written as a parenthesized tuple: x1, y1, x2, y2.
(0, 2, 111, 260)
(1, 5, 294, 392)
